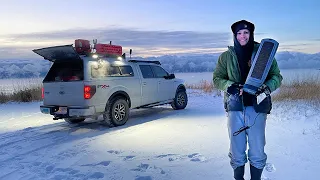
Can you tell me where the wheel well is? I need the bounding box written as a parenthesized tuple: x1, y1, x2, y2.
(107, 91, 131, 107)
(177, 84, 186, 93)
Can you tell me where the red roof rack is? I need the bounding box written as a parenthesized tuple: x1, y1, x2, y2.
(74, 39, 123, 57)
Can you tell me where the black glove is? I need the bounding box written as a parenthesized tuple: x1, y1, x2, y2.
(255, 84, 271, 96)
(227, 83, 243, 95)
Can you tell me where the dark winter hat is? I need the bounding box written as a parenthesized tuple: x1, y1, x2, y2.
(231, 20, 255, 34)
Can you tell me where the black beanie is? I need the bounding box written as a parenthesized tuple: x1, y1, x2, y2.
(231, 20, 255, 35)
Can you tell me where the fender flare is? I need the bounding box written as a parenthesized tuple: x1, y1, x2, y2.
(107, 91, 131, 107)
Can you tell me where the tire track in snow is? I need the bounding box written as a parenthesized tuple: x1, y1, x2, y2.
(0, 122, 104, 163)
(0, 121, 102, 149)
(0, 134, 96, 179)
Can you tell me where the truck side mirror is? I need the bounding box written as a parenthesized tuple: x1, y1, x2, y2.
(165, 73, 175, 79)
(170, 73, 175, 79)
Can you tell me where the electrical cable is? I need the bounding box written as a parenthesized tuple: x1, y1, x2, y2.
(233, 108, 261, 136)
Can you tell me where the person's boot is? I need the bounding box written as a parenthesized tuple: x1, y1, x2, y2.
(250, 164, 263, 180)
(234, 165, 245, 180)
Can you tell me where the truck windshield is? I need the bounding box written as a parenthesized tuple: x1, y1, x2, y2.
(43, 60, 84, 82)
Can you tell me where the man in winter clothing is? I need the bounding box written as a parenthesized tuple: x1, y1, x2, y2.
(213, 20, 282, 180)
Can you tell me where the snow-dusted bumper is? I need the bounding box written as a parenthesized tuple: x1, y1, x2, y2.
(40, 105, 96, 117)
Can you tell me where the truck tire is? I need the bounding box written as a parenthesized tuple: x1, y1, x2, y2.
(64, 118, 85, 124)
(103, 97, 129, 127)
(171, 90, 188, 110)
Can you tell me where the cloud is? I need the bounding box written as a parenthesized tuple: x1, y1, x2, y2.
(1, 28, 319, 59)
(0, 46, 37, 60)
(277, 42, 320, 53)
(0, 28, 231, 59)
(5, 28, 231, 48)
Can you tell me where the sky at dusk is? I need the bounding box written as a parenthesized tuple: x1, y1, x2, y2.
(0, 0, 319, 59)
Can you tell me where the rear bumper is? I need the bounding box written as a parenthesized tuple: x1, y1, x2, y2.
(40, 105, 96, 118)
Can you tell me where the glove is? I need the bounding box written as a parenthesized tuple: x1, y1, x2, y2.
(227, 83, 243, 95)
(255, 84, 271, 105)
(255, 84, 271, 96)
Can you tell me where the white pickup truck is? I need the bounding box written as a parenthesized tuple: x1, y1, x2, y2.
(33, 41, 188, 127)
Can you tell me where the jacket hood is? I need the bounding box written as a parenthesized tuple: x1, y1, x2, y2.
(227, 41, 260, 58)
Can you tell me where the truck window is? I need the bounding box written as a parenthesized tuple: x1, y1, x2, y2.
(139, 65, 154, 78)
(151, 65, 169, 78)
(43, 60, 84, 82)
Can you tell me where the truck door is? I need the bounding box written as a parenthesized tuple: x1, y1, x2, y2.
(151, 65, 174, 101)
(139, 65, 158, 105)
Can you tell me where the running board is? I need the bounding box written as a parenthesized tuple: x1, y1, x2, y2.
(138, 100, 173, 108)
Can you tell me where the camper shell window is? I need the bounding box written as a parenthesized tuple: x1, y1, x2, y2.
(91, 63, 134, 78)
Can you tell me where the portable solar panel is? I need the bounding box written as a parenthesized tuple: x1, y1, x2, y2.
(243, 38, 279, 95)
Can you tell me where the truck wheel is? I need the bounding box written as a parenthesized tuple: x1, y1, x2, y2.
(171, 90, 188, 110)
(103, 98, 129, 127)
(64, 118, 85, 124)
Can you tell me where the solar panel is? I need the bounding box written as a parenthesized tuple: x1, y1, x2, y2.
(243, 39, 279, 95)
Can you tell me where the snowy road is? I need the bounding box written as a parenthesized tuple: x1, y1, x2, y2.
(0, 91, 319, 180)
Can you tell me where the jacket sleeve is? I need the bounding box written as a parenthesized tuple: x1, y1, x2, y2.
(264, 58, 283, 92)
(213, 52, 235, 92)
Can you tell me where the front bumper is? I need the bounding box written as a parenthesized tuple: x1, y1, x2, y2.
(40, 105, 96, 118)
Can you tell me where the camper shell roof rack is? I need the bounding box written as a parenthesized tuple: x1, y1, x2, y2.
(128, 60, 161, 65)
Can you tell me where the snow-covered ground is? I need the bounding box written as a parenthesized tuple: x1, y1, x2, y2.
(0, 90, 319, 180)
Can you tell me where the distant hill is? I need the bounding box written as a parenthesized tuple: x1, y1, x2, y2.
(0, 51, 319, 79)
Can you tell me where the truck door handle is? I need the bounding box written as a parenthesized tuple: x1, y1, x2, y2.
(143, 82, 147, 86)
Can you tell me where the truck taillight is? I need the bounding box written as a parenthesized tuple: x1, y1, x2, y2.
(84, 85, 96, 99)
(42, 87, 44, 99)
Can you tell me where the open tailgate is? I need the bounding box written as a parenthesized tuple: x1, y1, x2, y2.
(33, 45, 81, 62)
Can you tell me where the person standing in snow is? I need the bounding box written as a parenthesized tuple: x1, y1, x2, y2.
(212, 20, 282, 180)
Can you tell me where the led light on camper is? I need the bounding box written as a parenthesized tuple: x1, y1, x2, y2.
(92, 54, 98, 59)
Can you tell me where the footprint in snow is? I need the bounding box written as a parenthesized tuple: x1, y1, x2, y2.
(107, 150, 122, 154)
(131, 163, 150, 172)
(187, 153, 207, 162)
(42, 163, 102, 179)
(135, 176, 153, 180)
(155, 154, 181, 162)
(131, 163, 166, 175)
(55, 150, 79, 160)
(81, 161, 111, 167)
(123, 155, 135, 161)
(155, 154, 177, 158)
(264, 163, 276, 173)
(260, 163, 276, 180)
(157, 153, 207, 162)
